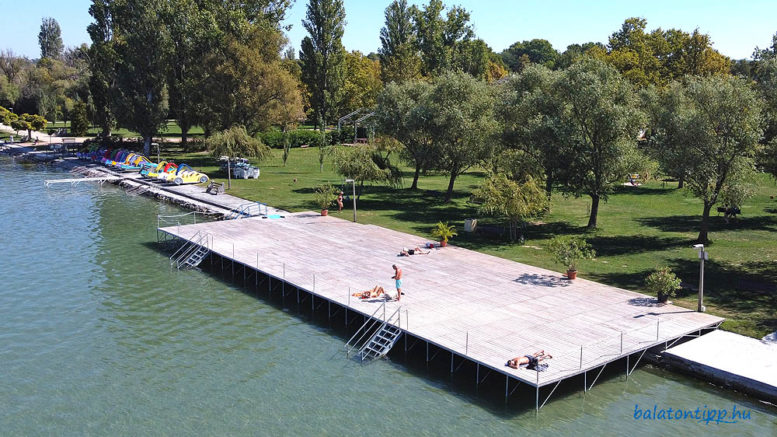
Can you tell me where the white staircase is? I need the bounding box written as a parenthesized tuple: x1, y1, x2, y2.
(345, 303, 403, 361)
(170, 231, 211, 269)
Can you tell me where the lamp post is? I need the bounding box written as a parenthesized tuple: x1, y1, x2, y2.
(345, 178, 357, 222)
(693, 244, 707, 312)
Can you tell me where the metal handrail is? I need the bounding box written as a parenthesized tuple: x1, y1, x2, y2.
(173, 232, 210, 268)
(225, 202, 267, 220)
(170, 231, 209, 268)
(345, 301, 386, 357)
(170, 230, 201, 263)
(357, 305, 403, 361)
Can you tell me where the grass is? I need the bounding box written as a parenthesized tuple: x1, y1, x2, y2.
(165, 146, 777, 339)
(46, 120, 205, 138)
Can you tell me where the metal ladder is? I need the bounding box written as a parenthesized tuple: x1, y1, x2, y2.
(345, 302, 403, 361)
(170, 231, 210, 269)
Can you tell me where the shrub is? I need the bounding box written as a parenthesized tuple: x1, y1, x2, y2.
(548, 236, 595, 272)
(645, 267, 682, 303)
(431, 221, 457, 243)
(314, 184, 336, 210)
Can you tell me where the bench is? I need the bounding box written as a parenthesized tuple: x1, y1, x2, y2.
(205, 181, 225, 195)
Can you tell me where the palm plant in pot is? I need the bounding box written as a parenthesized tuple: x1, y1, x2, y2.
(548, 236, 595, 279)
(314, 184, 336, 216)
(645, 267, 682, 303)
(431, 221, 457, 247)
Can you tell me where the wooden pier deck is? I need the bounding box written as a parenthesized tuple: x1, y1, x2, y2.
(159, 212, 723, 391)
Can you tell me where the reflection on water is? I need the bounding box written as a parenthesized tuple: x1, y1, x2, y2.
(1, 158, 775, 435)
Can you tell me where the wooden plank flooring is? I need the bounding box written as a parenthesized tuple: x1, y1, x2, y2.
(161, 212, 723, 387)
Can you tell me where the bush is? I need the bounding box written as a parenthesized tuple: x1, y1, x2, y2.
(548, 236, 595, 272)
(259, 129, 334, 149)
(182, 137, 207, 152)
(431, 221, 457, 243)
(314, 183, 336, 210)
(645, 267, 682, 303)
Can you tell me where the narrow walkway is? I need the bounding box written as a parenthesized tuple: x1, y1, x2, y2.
(663, 330, 777, 402)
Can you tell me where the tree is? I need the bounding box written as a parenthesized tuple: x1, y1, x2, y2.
(379, 0, 421, 84)
(38, 18, 64, 60)
(756, 59, 777, 178)
(165, 0, 215, 145)
(206, 126, 270, 189)
(18, 113, 47, 139)
(556, 58, 642, 229)
(87, 0, 117, 137)
(472, 174, 547, 241)
(210, 27, 305, 135)
(412, 0, 473, 77)
(658, 76, 763, 244)
(497, 64, 566, 201)
(340, 51, 382, 116)
(642, 83, 694, 187)
(427, 71, 497, 202)
(299, 0, 346, 130)
(112, 0, 171, 156)
(332, 145, 396, 199)
(595, 18, 730, 87)
(501, 39, 559, 72)
(70, 101, 90, 136)
(375, 79, 436, 189)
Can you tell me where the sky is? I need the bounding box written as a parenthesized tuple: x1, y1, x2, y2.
(1, 0, 775, 60)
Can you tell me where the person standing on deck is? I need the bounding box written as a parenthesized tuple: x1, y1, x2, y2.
(337, 191, 344, 212)
(392, 264, 402, 301)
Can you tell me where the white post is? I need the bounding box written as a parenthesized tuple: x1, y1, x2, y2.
(698, 249, 706, 312)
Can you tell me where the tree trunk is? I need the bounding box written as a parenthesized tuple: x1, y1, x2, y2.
(444, 172, 458, 203)
(696, 202, 713, 244)
(545, 174, 553, 201)
(410, 162, 421, 190)
(678, 175, 684, 189)
(587, 194, 600, 229)
(143, 136, 151, 157)
(227, 158, 232, 189)
(180, 122, 190, 146)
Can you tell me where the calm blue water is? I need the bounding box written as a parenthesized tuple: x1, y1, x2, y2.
(1, 158, 775, 436)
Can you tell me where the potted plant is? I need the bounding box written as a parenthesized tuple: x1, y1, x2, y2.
(645, 267, 682, 303)
(548, 236, 595, 279)
(431, 221, 457, 247)
(314, 184, 336, 216)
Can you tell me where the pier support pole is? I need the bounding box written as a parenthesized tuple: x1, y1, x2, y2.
(505, 375, 509, 403)
(450, 353, 454, 374)
(584, 371, 587, 393)
(626, 355, 629, 379)
(426, 342, 429, 364)
(476, 364, 479, 391)
(536, 386, 539, 411)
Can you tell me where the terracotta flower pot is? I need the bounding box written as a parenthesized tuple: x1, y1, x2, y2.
(321, 209, 328, 216)
(440, 240, 447, 247)
(567, 270, 577, 280)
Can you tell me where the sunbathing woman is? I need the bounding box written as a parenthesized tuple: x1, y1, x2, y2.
(506, 351, 552, 369)
(400, 246, 430, 256)
(352, 286, 385, 299)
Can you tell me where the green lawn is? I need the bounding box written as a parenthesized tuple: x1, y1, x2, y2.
(168, 146, 777, 339)
(46, 120, 205, 138)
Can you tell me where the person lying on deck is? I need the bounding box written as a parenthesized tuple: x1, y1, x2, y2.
(506, 351, 552, 369)
(400, 246, 430, 256)
(352, 286, 385, 299)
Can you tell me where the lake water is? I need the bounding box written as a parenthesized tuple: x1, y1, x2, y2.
(1, 158, 775, 436)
